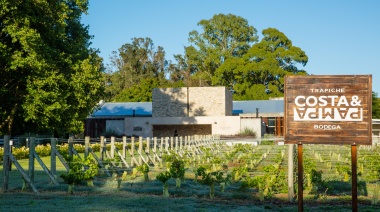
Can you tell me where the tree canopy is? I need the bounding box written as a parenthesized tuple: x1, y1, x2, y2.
(372, 92, 380, 119)
(182, 14, 258, 86)
(214, 28, 308, 100)
(105, 37, 168, 101)
(104, 14, 310, 103)
(0, 0, 104, 136)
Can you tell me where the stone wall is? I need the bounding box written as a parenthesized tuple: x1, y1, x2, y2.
(152, 87, 232, 117)
(152, 88, 188, 117)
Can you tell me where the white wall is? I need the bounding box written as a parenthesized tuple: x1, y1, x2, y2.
(240, 118, 262, 139)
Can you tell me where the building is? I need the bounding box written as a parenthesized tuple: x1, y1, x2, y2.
(85, 87, 284, 138)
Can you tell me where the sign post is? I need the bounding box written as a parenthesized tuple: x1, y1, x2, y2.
(284, 75, 372, 211)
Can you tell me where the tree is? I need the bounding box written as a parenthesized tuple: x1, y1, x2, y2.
(373, 92, 380, 119)
(214, 28, 308, 100)
(183, 14, 258, 86)
(106, 37, 167, 101)
(168, 53, 198, 87)
(114, 78, 184, 102)
(0, 0, 104, 136)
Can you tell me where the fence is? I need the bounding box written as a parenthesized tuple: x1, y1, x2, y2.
(2, 134, 221, 193)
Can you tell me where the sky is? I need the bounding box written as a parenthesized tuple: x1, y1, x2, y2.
(81, 0, 380, 94)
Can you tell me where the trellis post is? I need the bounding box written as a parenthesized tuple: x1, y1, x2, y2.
(68, 136, 73, 158)
(28, 137, 35, 183)
(85, 136, 90, 158)
(111, 136, 115, 159)
(100, 136, 105, 160)
(2, 135, 10, 192)
(131, 137, 135, 166)
(139, 137, 143, 165)
(122, 136, 127, 159)
(51, 138, 57, 179)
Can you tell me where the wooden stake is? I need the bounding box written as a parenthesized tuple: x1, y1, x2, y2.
(139, 137, 143, 165)
(29, 137, 35, 183)
(131, 137, 135, 167)
(2, 135, 10, 192)
(100, 136, 105, 161)
(111, 136, 115, 159)
(85, 136, 90, 158)
(51, 138, 56, 178)
(68, 136, 73, 158)
(122, 136, 127, 159)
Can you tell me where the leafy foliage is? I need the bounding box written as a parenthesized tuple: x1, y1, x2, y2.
(215, 28, 308, 100)
(105, 37, 169, 101)
(60, 155, 99, 192)
(0, 0, 104, 136)
(137, 163, 150, 181)
(181, 14, 258, 86)
(156, 171, 171, 198)
(372, 92, 380, 119)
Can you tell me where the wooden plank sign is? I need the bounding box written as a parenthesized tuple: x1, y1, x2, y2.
(284, 75, 372, 145)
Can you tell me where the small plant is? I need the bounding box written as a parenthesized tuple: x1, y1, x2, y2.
(82, 157, 99, 186)
(231, 166, 248, 181)
(170, 158, 186, 188)
(197, 166, 224, 199)
(60, 156, 98, 194)
(137, 163, 150, 181)
(156, 171, 171, 198)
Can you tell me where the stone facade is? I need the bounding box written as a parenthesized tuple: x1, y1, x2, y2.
(152, 87, 232, 117)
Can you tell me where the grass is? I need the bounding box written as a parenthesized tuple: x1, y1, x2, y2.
(2, 144, 380, 211)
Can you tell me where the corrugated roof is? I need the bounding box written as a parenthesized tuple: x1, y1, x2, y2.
(91, 102, 152, 117)
(233, 100, 284, 114)
(90, 100, 284, 117)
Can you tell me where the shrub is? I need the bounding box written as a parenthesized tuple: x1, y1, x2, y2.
(35, 144, 51, 157)
(156, 171, 171, 198)
(238, 127, 257, 137)
(137, 163, 150, 181)
(260, 140, 274, 145)
(60, 156, 99, 193)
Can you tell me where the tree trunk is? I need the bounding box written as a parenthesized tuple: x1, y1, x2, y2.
(144, 172, 149, 182)
(68, 184, 74, 194)
(209, 183, 215, 199)
(175, 178, 181, 188)
(163, 182, 169, 198)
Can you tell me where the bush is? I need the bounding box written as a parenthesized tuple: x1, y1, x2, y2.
(35, 144, 51, 156)
(260, 140, 274, 145)
(238, 128, 257, 137)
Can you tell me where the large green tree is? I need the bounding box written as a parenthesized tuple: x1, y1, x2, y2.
(106, 37, 167, 101)
(113, 78, 184, 102)
(183, 14, 258, 86)
(372, 92, 380, 119)
(0, 0, 104, 136)
(214, 28, 308, 100)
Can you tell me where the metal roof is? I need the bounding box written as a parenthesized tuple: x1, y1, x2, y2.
(232, 100, 284, 114)
(90, 102, 152, 117)
(90, 100, 284, 117)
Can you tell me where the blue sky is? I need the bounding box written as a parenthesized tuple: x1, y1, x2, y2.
(81, 0, 380, 94)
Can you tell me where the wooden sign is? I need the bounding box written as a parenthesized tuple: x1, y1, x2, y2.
(284, 75, 372, 145)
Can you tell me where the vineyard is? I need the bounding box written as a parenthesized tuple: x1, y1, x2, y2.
(1, 136, 380, 211)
